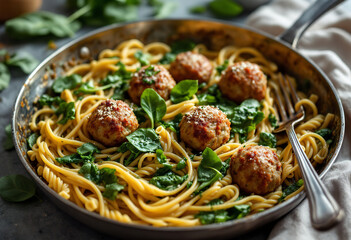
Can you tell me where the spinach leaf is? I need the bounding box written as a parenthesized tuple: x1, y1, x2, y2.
(190, 6, 207, 14)
(77, 142, 100, 159)
(56, 142, 99, 164)
(79, 162, 101, 183)
(268, 113, 278, 129)
(159, 113, 183, 133)
(152, 1, 178, 19)
(103, 183, 125, 200)
(3, 124, 14, 151)
(5, 52, 38, 74)
(196, 148, 224, 193)
(209, 0, 243, 18)
(0, 63, 10, 91)
(231, 99, 264, 138)
(140, 88, 167, 128)
(126, 128, 162, 153)
(278, 179, 304, 203)
(316, 128, 332, 143)
(133, 106, 147, 123)
(27, 133, 39, 149)
(150, 171, 188, 191)
(159, 39, 196, 64)
(134, 51, 150, 66)
(176, 159, 186, 170)
(52, 74, 82, 94)
(56, 153, 83, 164)
(56, 102, 76, 124)
(171, 80, 198, 104)
(258, 132, 277, 148)
(195, 199, 250, 224)
(38, 94, 63, 107)
(99, 168, 117, 185)
(0, 175, 36, 202)
(5, 11, 80, 39)
(156, 149, 167, 164)
(74, 81, 117, 95)
(216, 60, 229, 74)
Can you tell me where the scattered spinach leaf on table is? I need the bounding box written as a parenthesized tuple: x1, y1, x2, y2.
(0, 175, 36, 202)
(209, 0, 243, 18)
(3, 124, 14, 151)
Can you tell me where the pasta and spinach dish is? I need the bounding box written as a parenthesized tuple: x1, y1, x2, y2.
(26, 39, 333, 226)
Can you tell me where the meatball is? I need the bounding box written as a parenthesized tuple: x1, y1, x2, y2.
(179, 106, 231, 151)
(218, 61, 267, 103)
(169, 51, 213, 83)
(230, 145, 282, 195)
(87, 99, 139, 147)
(128, 65, 176, 104)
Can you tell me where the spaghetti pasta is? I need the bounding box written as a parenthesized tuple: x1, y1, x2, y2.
(27, 39, 333, 227)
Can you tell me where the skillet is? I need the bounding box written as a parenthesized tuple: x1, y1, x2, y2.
(12, 0, 345, 239)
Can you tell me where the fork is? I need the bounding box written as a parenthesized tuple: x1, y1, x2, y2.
(273, 74, 344, 230)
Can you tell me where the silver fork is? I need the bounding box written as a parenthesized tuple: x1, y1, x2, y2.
(273, 74, 344, 230)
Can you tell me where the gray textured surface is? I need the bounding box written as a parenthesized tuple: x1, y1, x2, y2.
(0, 1, 275, 239)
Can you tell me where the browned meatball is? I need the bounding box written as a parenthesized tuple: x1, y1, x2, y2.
(218, 61, 267, 103)
(169, 51, 213, 83)
(179, 106, 231, 151)
(230, 145, 282, 195)
(87, 99, 139, 147)
(128, 65, 176, 104)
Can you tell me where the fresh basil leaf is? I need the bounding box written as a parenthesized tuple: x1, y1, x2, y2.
(150, 171, 187, 191)
(6, 52, 38, 74)
(134, 51, 150, 66)
(0, 63, 10, 91)
(5, 11, 80, 39)
(27, 133, 39, 149)
(278, 179, 304, 203)
(79, 162, 100, 183)
(52, 74, 82, 94)
(196, 148, 224, 193)
(3, 124, 14, 151)
(159, 113, 183, 133)
(176, 159, 186, 170)
(171, 80, 198, 104)
(56, 102, 76, 124)
(258, 132, 277, 148)
(0, 175, 36, 202)
(268, 113, 278, 129)
(126, 128, 162, 153)
(209, 0, 243, 18)
(140, 88, 167, 128)
(103, 182, 124, 200)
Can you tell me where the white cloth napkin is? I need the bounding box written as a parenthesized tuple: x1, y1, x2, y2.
(246, 0, 351, 239)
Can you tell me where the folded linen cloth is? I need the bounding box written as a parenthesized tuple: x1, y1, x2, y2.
(246, 0, 351, 239)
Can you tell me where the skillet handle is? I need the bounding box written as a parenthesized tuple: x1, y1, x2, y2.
(279, 0, 345, 48)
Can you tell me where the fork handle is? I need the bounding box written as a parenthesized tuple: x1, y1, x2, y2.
(286, 125, 344, 230)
